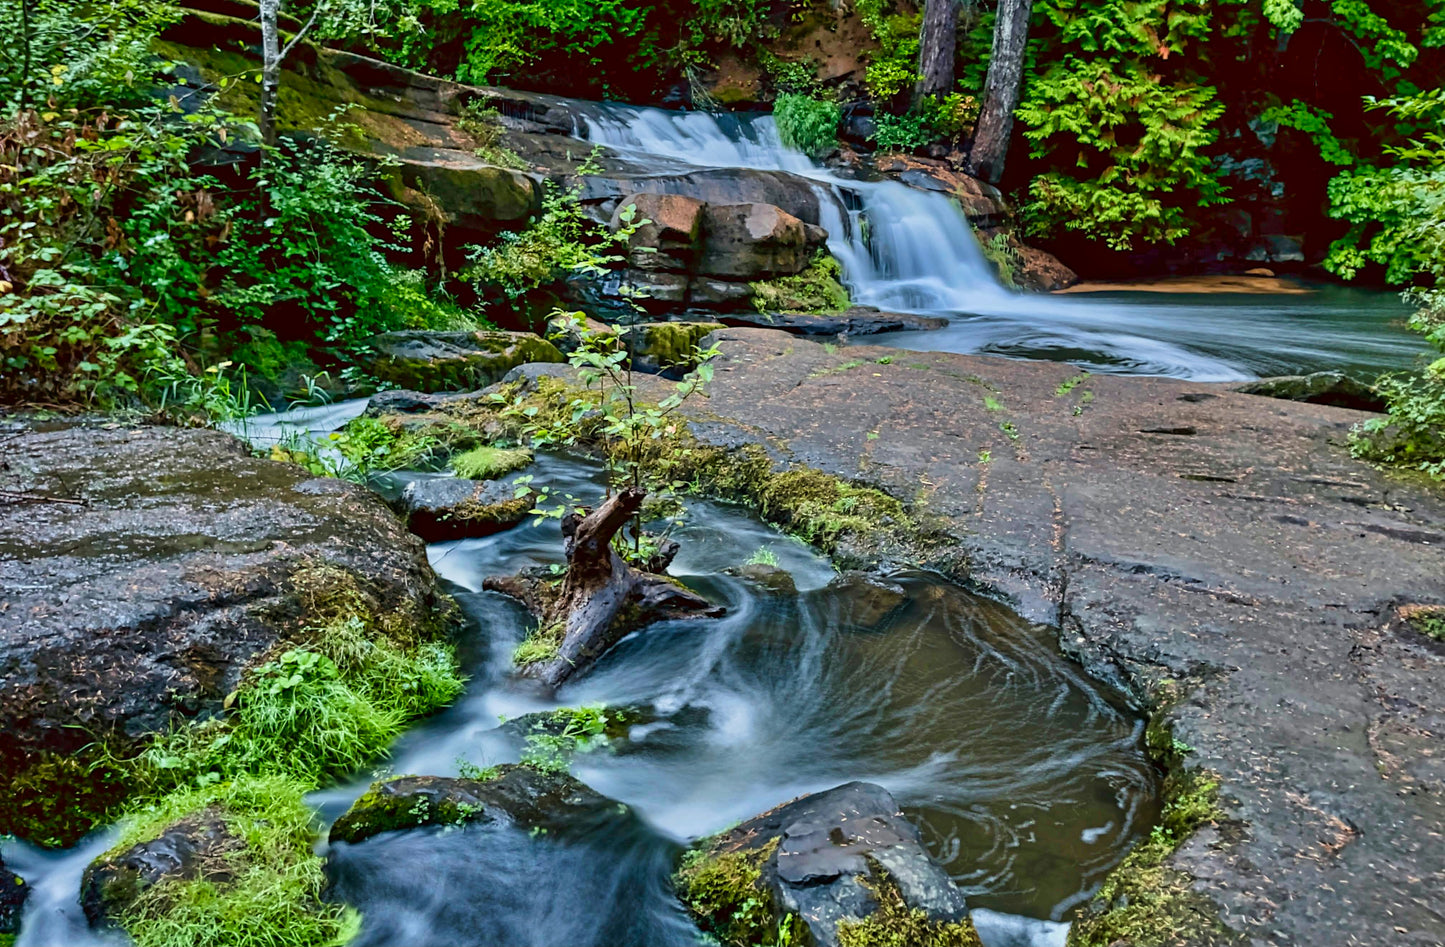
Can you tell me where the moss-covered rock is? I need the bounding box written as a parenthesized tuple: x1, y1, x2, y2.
(675, 782, 977, 947)
(328, 765, 618, 846)
(392, 476, 535, 541)
(449, 444, 534, 480)
(369, 330, 564, 393)
(0, 425, 450, 845)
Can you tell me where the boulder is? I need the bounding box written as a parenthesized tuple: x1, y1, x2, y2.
(393, 476, 534, 542)
(823, 572, 909, 630)
(0, 852, 26, 936)
(1233, 372, 1386, 413)
(81, 811, 242, 926)
(387, 158, 537, 232)
(613, 192, 705, 271)
(0, 425, 448, 845)
(719, 306, 946, 337)
(369, 330, 564, 393)
(725, 563, 798, 595)
(619, 322, 725, 375)
(699, 202, 821, 279)
(1017, 245, 1079, 292)
(675, 782, 978, 947)
(691, 278, 757, 311)
(874, 154, 1007, 224)
(328, 766, 616, 845)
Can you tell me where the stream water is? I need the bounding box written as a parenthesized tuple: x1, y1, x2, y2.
(4, 447, 1157, 947)
(575, 103, 1418, 381)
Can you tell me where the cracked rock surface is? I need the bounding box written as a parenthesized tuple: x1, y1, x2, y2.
(680, 328, 1445, 946)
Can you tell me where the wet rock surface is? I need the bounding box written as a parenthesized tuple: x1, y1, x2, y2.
(672, 328, 1445, 946)
(719, 305, 946, 337)
(81, 811, 241, 926)
(681, 782, 975, 947)
(392, 476, 533, 542)
(0, 424, 446, 844)
(327, 765, 617, 846)
(369, 330, 564, 393)
(0, 851, 26, 935)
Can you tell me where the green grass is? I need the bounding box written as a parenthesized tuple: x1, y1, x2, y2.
(513, 621, 564, 668)
(450, 445, 533, 480)
(744, 546, 780, 567)
(108, 777, 359, 947)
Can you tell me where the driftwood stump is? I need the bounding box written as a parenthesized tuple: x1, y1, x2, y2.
(484, 486, 723, 686)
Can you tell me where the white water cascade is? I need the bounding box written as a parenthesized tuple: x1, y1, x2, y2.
(571, 104, 1419, 382)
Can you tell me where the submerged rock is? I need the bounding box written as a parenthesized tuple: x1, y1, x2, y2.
(719, 306, 946, 337)
(676, 782, 978, 947)
(726, 562, 799, 595)
(81, 811, 242, 926)
(0, 852, 26, 936)
(1233, 371, 1386, 413)
(328, 765, 617, 845)
(393, 476, 534, 542)
(0, 425, 448, 845)
(369, 330, 564, 393)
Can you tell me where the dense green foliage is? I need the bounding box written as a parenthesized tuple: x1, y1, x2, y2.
(0, 0, 476, 411)
(773, 93, 839, 157)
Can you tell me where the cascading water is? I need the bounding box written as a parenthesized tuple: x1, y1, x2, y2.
(573, 103, 1420, 381)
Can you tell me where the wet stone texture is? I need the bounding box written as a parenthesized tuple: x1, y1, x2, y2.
(0, 850, 26, 935)
(81, 811, 242, 926)
(691, 782, 975, 947)
(0, 424, 447, 844)
(671, 328, 1445, 946)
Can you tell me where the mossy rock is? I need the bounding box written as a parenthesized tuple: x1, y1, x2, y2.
(621, 322, 725, 375)
(450, 445, 533, 480)
(369, 330, 564, 393)
(393, 476, 535, 542)
(328, 765, 619, 846)
(675, 782, 977, 947)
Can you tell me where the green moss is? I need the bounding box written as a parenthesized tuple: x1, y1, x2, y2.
(625, 322, 724, 369)
(333, 777, 492, 843)
(1406, 606, 1445, 641)
(755, 467, 914, 553)
(450, 445, 533, 480)
(0, 750, 133, 848)
(105, 776, 359, 947)
(513, 621, 565, 668)
(1067, 711, 1242, 947)
(674, 838, 800, 947)
(837, 861, 982, 947)
(751, 253, 851, 314)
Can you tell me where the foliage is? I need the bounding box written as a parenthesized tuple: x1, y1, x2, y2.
(519, 705, 612, 774)
(1019, 47, 1228, 249)
(836, 864, 982, 946)
(773, 93, 839, 158)
(513, 620, 565, 667)
(1330, 91, 1445, 480)
(463, 176, 611, 301)
(745, 546, 779, 566)
(107, 776, 360, 947)
(456, 101, 525, 169)
(855, 0, 920, 101)
(1259, 100, 1356, 168)
(871, 109, 934, 152)
(979, 233, 1021, 289)
(750, 253, 851, 313)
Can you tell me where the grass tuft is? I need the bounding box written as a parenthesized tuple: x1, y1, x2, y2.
(450, 444, 533, 480)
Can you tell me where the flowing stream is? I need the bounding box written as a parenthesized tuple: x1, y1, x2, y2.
(574, 103, 1418, 381)
(5, 438, 1158, 947)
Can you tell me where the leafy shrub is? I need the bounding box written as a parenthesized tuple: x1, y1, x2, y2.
(457, 102, 525, 169)
(773, 93, 840, 158)
(463, 179, 614, 300)
(856, 0, 920, 101)
(871, 109, 935, 152)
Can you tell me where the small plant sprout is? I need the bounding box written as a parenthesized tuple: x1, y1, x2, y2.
(745, 546, 780, 567)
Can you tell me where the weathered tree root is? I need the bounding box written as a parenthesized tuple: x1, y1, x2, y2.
(484, 486, 724, 687)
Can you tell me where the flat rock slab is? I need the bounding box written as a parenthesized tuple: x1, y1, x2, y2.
(676, 328, 1445, 946)
(0, 424, 445, 843)
(719, 306, 946, 337)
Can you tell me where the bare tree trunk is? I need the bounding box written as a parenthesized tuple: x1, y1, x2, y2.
(966, 0, 1033, 185)
(258, 0, 281, 147)
(914, 0, 957, 105)
(485, 487, 723, 688)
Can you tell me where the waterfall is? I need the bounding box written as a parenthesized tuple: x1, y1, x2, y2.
(562, 102, 1415, 382)
(574, 103, 1012, 314)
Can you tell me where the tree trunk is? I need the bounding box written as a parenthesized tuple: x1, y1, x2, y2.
(258, 0, 281, 147)
(967, 0, 1033, 185)
(485, 487, 723, 688)
(914, 0, 958, 105)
